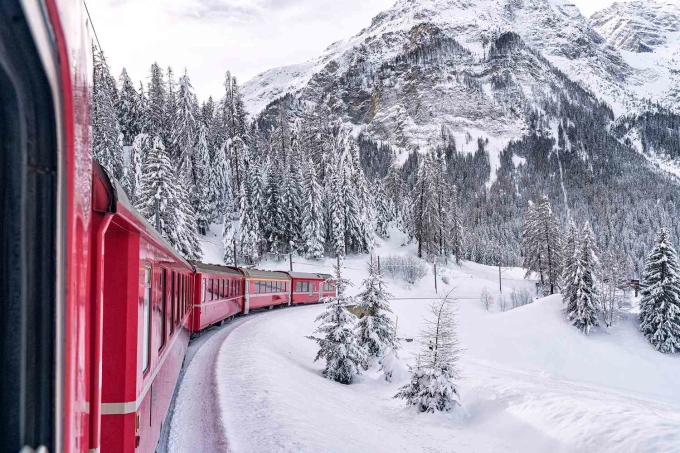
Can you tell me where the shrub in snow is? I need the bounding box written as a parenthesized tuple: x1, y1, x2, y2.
(510, 288, 532, 308)
(639, 229, 680, 353)
(498, 294, 508, 312)
(566, 222, 600, 335)
(356, 260, 397, 358)
(395, 294, 461, 412)
(480, 287, 493, 311)
(380, 346, 407, 382)
(308, 260, 368, 384)
(382, 254, 427, 284)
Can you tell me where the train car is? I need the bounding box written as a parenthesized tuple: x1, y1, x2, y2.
(92, 164, 194, 453)
(191, 262, 245, 332)
(242, 269, 292, 313)
(288, 272, 336, 305)
(0, 1, 93, 452)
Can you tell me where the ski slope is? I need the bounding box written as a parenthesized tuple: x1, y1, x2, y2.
(169, 233, 680, 453)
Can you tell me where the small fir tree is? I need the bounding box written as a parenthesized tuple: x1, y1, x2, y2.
(395, 294, 461, 412)
(355, 260, 396, 358)
(566, 222, 600, 334)
(639, 229, 680, 353)
(307, 260, 367, 384)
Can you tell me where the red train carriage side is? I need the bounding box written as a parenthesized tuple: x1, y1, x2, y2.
(92, 164, 193, 453)
(288, 272, 336, 304)
(242, 269, 292, 312)
(191, 262, 245, 332)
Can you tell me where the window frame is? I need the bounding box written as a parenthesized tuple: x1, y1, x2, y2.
(142, 264, 152, 375)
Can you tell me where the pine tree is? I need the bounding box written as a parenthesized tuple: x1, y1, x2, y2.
(412, 154, 439, 258)
(639, 229, 680, 353)
(173, 69, 198, 180)
(238, 181, 259, 265)
(164, 67, 178, 154)
(147, 63, 165, 138)
(522, 196, 562, 294)
(449, 185, 464, 264)
(567, 222, 600, 334)
(302, 158, 325, 259)
(191, 125, 213, 234)
(210, 142, 233, 225)
(93, 48, 124, 181)
(307, 260, 367, 384)
(355, 260, 396, 357)
(122, 132, 149, 203)
(264, 160, 286, 255)
(136, 136, 201, 260)
(562, 219, 580, 308)
(395, 294, 461, 412)
(222, 203, 236, 265)
(116, 68, 141, 146)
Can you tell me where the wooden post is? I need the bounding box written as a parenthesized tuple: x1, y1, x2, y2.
(499, 264, 502, 293)
(289, 253, 293, 272)
(154, 197, 161, 232)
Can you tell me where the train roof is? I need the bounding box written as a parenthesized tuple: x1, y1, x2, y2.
(95, 163, 193, 270)
(189, 261, 243, 277)
(287, 272, 333, 280)
(239, 268, 291, 280)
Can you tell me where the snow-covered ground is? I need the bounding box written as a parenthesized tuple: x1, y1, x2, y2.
(167, 230, 680, 453)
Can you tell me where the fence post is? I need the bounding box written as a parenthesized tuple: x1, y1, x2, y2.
(289, 253, 293, 272)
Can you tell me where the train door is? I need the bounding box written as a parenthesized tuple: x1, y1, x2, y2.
(244, 278, 251, 314)
(0, 2, 62, 451)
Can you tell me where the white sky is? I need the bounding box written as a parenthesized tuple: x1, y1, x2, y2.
(89, 0, 617, 101)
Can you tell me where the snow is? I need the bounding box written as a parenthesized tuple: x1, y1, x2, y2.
(169, 231, 680, 452)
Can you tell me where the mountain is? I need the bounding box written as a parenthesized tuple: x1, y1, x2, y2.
(591, 0, 680, 108)
(243, 0, 680, 271)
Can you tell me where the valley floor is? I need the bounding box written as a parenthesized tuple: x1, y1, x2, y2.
(170, 233, 680, 453)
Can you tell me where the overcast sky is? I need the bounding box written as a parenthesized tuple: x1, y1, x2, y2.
(89, 0, 617, 100)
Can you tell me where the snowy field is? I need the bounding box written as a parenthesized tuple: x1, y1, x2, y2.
(169, 232, 680, 453)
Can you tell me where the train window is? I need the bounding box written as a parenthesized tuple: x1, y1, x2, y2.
(256, 281, 261, 294)
(222, 279, 226, 298)
(143, 264, 152, 374)
(296, 282, 301, 292)
(171, 272, 176, 330)
(202, 278, 206, 303)
(209, 279, 213, 301)
(159, 270, 167, 351)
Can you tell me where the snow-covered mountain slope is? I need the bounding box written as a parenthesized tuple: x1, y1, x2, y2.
(243, 0, 643, 120)
(591, 0, 680, 109)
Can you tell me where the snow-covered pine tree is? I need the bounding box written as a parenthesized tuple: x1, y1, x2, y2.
(374, 181, 393, 238)
(164, 67, 178, 155)
(307, 259, 367, 384)
(147, 63, 165, 138)
(173, 69, 198, 180)
(355, 259, 396, 357)
(328, 162, 346, 258)
(412, 153, 439, 258)
(395, 294, 461, 412)
(222, 202, 236, 265)
(172, 179, 203, 261)
(123, 132, 149, 203)
(639, 229, 680, 353)
(210, 142, 233, 225)
(136, 136, 201, 260)
(282, 139, 304, 253)
(522, 196, 562, 294)
(93, 48, 124, 181)
(116, 68, 141, 146)
(238, 180, 259, 265)
(562, 219, 580, 307)
(264, 159, 286, 255)
(191, 125, 213, 234)
(302, 158, 325, 259)
(449, 184, 464, 264)
(567, 222, 600, 334)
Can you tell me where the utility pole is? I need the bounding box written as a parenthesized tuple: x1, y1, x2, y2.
(499, 263, 502, 293)
(289, 253, 293, 272)
(434, 263, 438, 294)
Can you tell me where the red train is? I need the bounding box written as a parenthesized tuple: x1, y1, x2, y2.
(1, 2, 335, 453)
